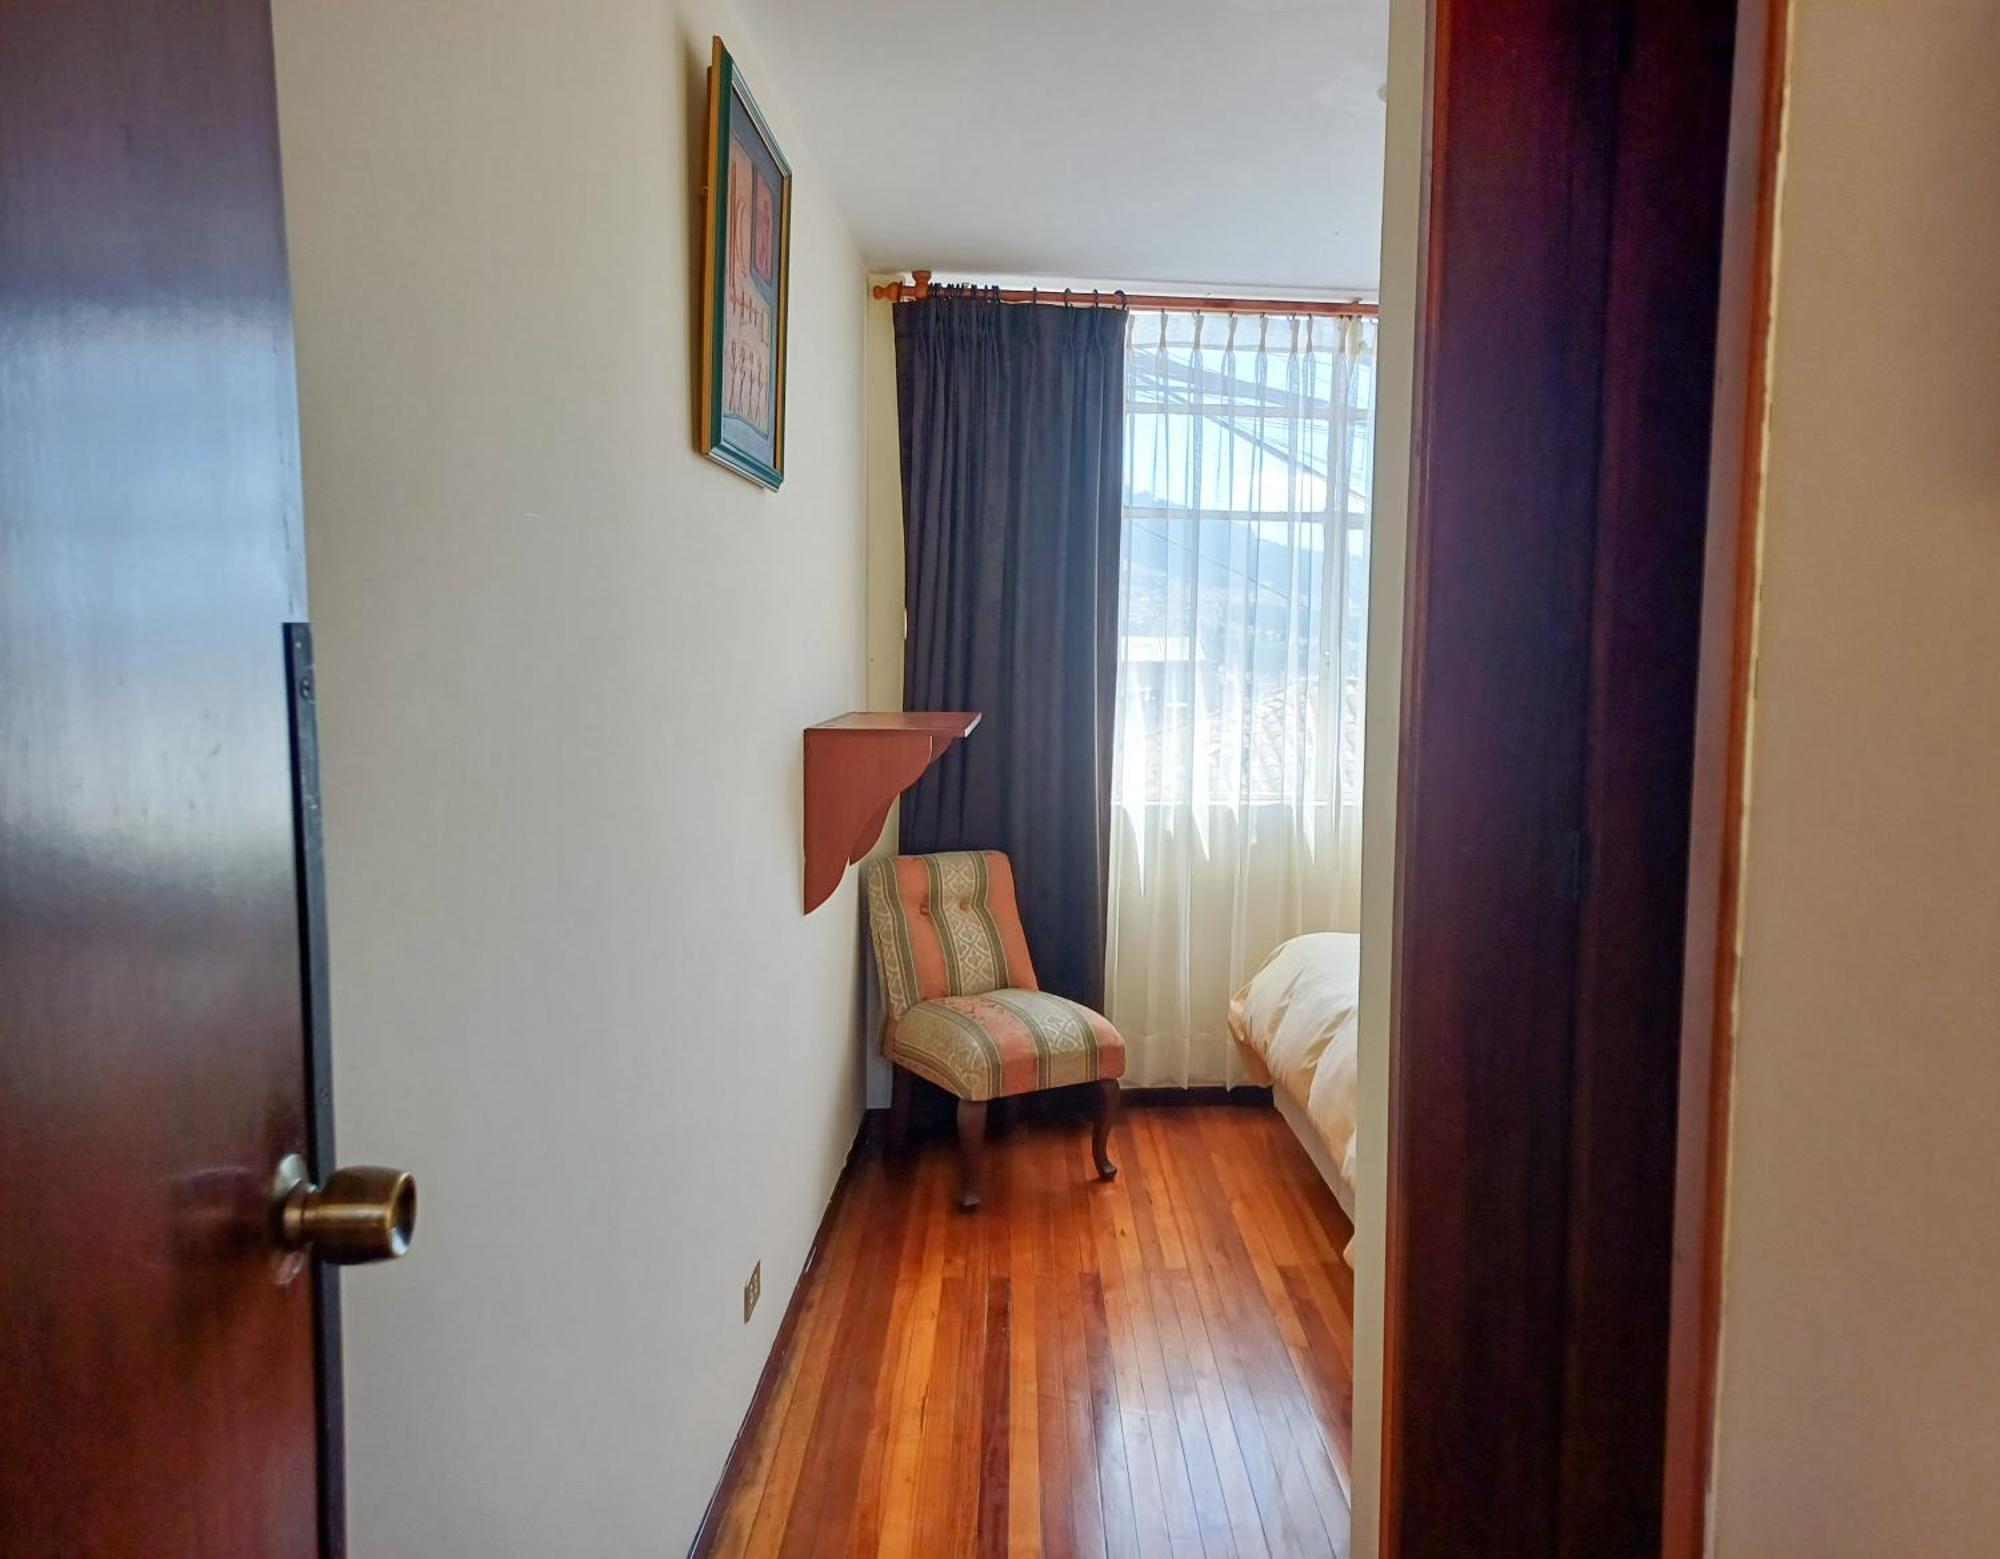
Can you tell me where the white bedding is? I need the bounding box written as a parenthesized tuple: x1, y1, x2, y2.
(1227, 932, 1361, 1247)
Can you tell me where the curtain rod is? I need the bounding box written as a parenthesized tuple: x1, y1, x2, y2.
(870, 270, 1378, 319)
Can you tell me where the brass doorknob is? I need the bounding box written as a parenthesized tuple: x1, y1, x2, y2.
(272, 1154, 416, 1264)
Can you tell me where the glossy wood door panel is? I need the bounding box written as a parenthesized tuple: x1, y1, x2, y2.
(1558, 2, 1737, 1552)
(0, 0, 320, 1551)
(1384, 5, 1621, 1552)
(1384, 1, 1739, 1554)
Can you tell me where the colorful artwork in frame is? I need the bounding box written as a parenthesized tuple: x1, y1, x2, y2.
(700, 36, 791, 489)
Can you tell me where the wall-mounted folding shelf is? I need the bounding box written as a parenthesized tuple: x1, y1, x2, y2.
(802, 711, 980, 913)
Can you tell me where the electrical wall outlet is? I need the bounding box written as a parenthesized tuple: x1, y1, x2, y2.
(743, 1260, 761, 1324)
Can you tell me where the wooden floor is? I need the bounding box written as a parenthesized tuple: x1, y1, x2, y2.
(698, 1101, 1355, 1558)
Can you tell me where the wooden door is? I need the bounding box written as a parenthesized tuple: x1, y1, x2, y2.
(1, 0, 327, 1551)
(1381, 0, 1739, 1554)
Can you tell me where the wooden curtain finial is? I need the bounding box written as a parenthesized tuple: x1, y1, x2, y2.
(870, 268, 936, 303)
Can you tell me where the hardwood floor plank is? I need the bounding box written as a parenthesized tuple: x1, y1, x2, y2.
(1028, 1136, 1077, 1559)
(914, 1265, 969, 1557)
(738, 1170, 883, 1558)
(776, 1172, 916, 1559)
(1006, 1142, 1044, 1559)
(1203, 1115, 1349, 1555)
(696, 1104, 1353, 1559)
(1057, 1176, 1120, 1559)
(949, 1185, 992, 1547)
(1280, 1265, 1357, 1501)
(1171, 1114, 1335, 1558)
(873, 1153, 948, 1557)
(1140, 1118, 1274, 1559)
(1232, 1189, 1353, 1544)
(1108, 1146, 1208, 1558)
(979, 1275, 1014, 1559)
(1152, 1267, 1239, 1557)
(1103, 1267, 1168, 1551)
(1132, 1116, 1239, 1555)
(843, 1176, 927, 1555)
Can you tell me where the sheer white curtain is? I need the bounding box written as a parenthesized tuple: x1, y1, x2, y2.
(1106, 310, 1376, 1086)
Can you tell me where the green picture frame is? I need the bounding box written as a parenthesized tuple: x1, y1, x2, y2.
(699, 36, 791, 489)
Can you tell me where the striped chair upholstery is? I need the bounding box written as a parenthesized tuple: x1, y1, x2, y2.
(862, 851, 1126, 1103)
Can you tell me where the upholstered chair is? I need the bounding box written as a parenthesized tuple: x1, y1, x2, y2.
(862, 851, 1126, 1209)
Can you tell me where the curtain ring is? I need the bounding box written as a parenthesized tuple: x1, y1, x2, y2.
(1064, 287, 1073, 309)
(1092, 288, 1101, 309)
(1115, 289, 1128, 311)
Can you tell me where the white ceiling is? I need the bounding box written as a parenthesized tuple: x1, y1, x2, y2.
(736, 0, 1390, 294)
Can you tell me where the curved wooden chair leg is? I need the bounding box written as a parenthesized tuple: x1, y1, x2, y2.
(887, 1063, 913, 1156)
(956, 1098, 988, 1211)
(1092, 1079, 1120, 1181)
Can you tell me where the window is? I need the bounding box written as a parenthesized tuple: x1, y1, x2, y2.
(1114, 310, 1376, 812)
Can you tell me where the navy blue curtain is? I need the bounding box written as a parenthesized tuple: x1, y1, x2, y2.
(894, 291, 1126, 1007)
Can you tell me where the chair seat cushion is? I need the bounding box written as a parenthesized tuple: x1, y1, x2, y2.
(889, 989, 1127, 1102)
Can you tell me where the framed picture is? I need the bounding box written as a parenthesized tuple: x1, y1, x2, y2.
(699, 36, 791, 489)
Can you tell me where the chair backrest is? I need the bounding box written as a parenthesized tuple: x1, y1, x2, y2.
(862, 851, 1039, 1020)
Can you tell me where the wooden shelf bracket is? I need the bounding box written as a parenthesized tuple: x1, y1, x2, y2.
(802, 711, 980, 913)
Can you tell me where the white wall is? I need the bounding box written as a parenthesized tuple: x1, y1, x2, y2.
(862, 289, 905, 740)
(1708, 2, 2000, 1554)
(859, 289, 904, 1107)
(270, 2, 870, 1551)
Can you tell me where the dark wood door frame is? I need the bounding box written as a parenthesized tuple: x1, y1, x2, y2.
(1380, 1, 1759, 1554)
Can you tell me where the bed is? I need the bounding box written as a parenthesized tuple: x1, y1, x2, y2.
(1227, 932, 1360, 1261)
